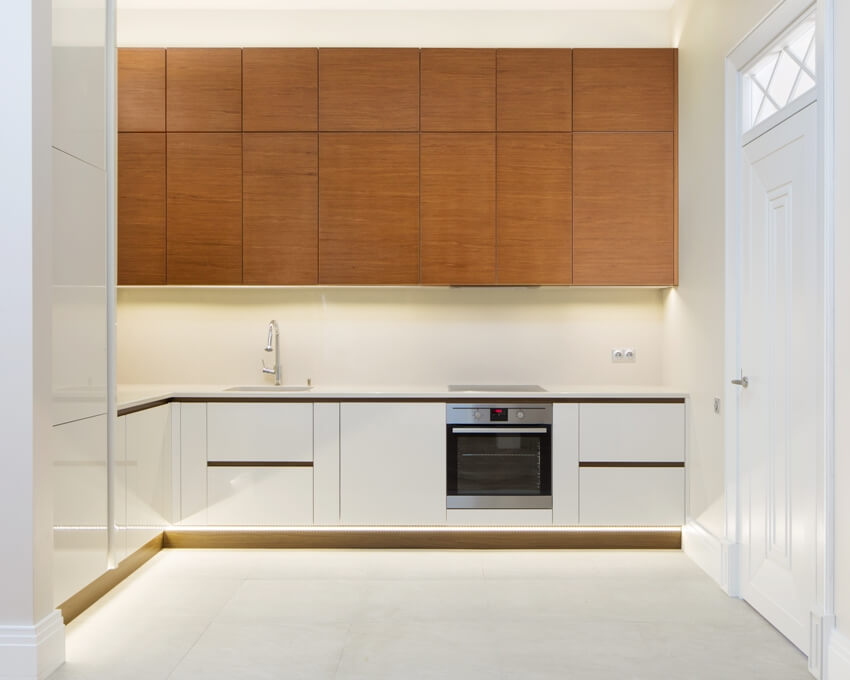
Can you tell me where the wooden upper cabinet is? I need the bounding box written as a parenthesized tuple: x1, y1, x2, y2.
(319, 49, 419, 131)
(420, 49, 495, 131)
(118, 133, 166, 284)
(167, 133, 242, 284)
(243, 49, 318, 131)
(118, 49, 165, 132)
(166, 48, 242, 132)
(573, 132, 675, 285)
(573, 49, 676, 132)
(497, 49, 571, 132)
(421, 134, 495, 284)
(319, 133, 419, 284)
(243, 133, 318, 284)
(497, 133, 572, 284)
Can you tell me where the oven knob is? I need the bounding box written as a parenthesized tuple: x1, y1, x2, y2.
(474, 410, 481, 420)
(516, 410, 525, 419)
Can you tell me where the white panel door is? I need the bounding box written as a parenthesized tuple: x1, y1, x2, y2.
(739, 102, 819, 654)
(340, 403, 445, 525)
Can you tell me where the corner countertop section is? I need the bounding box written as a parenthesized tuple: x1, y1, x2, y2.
(117, 384, 689, 414)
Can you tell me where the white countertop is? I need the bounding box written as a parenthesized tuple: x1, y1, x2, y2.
(117, 384, 688, 412)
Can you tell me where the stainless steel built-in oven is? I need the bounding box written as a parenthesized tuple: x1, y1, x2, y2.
(446, 404, 552, 509)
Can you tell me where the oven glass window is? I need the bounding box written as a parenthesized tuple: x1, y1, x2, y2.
(449, 431, 550, 496)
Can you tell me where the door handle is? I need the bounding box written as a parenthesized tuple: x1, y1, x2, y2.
(731, 376, 749, 388)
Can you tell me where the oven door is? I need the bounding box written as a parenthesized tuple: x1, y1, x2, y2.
(446, 426, 552, 509)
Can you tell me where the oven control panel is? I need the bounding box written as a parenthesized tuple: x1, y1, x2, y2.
(447, 403, 553, 425)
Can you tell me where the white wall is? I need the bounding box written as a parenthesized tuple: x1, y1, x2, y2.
(117, 9, 671, 47)
(666, 0, 780, 538)
(118, 287, 666, 387)
(834, 0, 850, 646)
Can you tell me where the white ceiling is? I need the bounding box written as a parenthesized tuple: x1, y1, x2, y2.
(118, 0, 674, 10)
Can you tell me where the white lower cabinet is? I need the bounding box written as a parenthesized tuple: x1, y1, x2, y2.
(340, 402, 446, 525)
(207, 467, 313, 525)
(52, 414, 107, 606)
(124, 404, 172, 554)
(579, 467, 685, 526)
(207, 402, 313, 462)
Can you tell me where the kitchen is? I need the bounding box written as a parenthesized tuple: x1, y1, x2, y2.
(2, 0, 849, 679)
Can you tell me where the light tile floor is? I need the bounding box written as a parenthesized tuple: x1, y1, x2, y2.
(49, 549, 810, 680)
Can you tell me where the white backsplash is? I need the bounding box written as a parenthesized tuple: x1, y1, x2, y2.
(117, 287, 665, 387)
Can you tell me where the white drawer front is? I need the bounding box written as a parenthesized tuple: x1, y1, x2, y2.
(207, 403, 313, 462)
(579, 467, 684, 526)
(207, 467, 313, 525)
(579, 403, 685, 462)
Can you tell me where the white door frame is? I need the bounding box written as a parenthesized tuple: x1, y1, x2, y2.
(723, 0, 836, 675)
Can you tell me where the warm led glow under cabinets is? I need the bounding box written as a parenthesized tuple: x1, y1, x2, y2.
(165, 525, 681, 534)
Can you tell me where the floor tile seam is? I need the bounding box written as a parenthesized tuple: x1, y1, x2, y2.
(164, 577, 248, 679)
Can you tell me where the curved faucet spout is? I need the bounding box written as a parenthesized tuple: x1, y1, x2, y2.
(261, 320, 282, 385)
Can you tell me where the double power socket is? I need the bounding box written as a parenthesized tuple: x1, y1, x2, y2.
(611, 348, 636, 363)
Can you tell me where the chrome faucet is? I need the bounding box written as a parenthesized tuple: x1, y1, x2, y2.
(261, 320, 281, 386)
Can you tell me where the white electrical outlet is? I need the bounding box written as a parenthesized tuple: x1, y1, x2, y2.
(611, 348, 636, 363)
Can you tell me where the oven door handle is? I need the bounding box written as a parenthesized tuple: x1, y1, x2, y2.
(450, 427, 549, 434)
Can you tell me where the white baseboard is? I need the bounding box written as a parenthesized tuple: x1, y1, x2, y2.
(0, 611, 65, 680)
(682, 521, 731, 592)
(828, 628, 850, 680)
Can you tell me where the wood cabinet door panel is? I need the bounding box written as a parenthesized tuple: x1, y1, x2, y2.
(421, 133, 495, 284)
(497, 49, 571, 132)
(319, 133, 419, 284)
(573, 48, 675, 132)
(573, 132, 674, 285)
(420, 49, 495, 131)
(319, 49, 419, 131)
(243, 133, 318, 284)
(166, 48, 242, 132)
(118, 133, 166, 284)
(243, 48, 318, 131)
(167, 133, 242, 284)
(118, 48, 165, 132)
(497, 133, 572, 284)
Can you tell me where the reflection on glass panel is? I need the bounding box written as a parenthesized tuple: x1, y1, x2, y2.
(742, 11, 816, 133)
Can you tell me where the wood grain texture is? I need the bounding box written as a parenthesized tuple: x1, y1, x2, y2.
(497, 49, 572, 132)
(319, 49, 419, 131)
(421, 133, 495, 284)
(163, 528, 681, 549)
(319, 133, 419, 284)
(243, 48, 318, 131)
(166, 133, 243, 284)
(420, 49, 496, 131)
(573, 49, 675, 132)
(58, 533, 163, 624)
(497, 133, 572, 284)
(166, 48, 242, 132)
(573, 132, 675, 285)
(243, 133, 318, 284)
(118, 133, 166, 285)
(118, 48, 165, 132)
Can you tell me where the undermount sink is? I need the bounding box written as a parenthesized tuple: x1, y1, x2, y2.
(224, 385, 314, 392)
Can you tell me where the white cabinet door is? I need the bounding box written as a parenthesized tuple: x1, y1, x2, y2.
(207, 403, 313, 462)
(125, 405, 172, 554)
(340, 403, 445, 525)
(52, 414, 107, 606)
(207, 467, 313, 525)
(579, 467, 684, 526)
(179, 403, 207, 525)
(52, 0, 106, 169)
(579, 403, 685, 462)
(114, 415, 127, 564)
(52, 148, 106, 426)
(314, 403, 340, 525)
(552, 403, 579, 525)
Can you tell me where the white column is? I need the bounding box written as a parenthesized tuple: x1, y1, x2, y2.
(0, 1, 65, 679)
